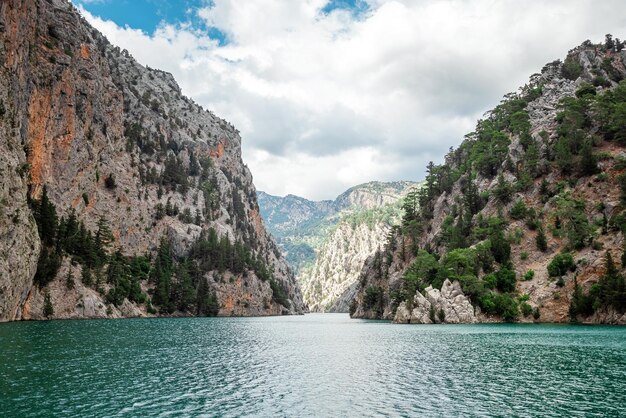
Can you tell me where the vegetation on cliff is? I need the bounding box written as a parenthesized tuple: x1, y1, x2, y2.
(353, 36, 626, 323)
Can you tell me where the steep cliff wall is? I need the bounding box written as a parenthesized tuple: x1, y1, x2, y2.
(0, 0, 304, 321)
(352, 38, 626, 324)
(259, 181, 415, 311)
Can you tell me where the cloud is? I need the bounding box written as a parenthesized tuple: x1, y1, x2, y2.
(76, 1, 626, 200)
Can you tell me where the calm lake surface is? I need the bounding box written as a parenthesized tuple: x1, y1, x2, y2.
(1, 314, 625, 417)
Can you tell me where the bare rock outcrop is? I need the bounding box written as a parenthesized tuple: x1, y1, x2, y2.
(394, 279, 476, 324)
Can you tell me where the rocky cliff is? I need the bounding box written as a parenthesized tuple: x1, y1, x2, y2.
(352, 37, 626, 325)
(259, 181, 415, 311)
(0, 0, 304, 321)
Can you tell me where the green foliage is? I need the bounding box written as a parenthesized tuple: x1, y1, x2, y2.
(402, 250, 439, 304)
(547, 253, 576, 277)
(490, 228, 511, 265)
(82, 267, 93, 286)
(523, 270, 535, 281)
(189, 228, 271, 280)
(590, 252, 626, 313)
(82, 192, 89, 206)
(363, 286, 385, 317)
(561, 56, 582, 80)
(493, 174, 512, 205)
(520, 302, 533, 317)
(34, 247, 61, 288)
(161, 154, 189, 193)
(495, 266, 516, 293)
(536, 228, 548, 252)
(579, 141, 599, 175)
(270, 279, 291, 309)
(555, 193, 592, 250)
(479, 292, 519, 322)
(43, 292, 54, 318)
(440, 248, 479, 281)
(575, 83, 596, 99)
(509, 199, 527, 220)
(596, 80, 626, 143)
(471, 129, 511, 177)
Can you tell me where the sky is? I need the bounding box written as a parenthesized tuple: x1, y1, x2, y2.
(73, 0, 626, 200)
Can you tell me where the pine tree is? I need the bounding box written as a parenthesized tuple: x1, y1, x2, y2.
(493, 174, 512, 205)
(82, 267, 93, 287)
(151, 238, 174, 313)
(536, 228, 548, 252)
(36, 185, 58, 246)
(43, 291, 54, 318)
(579, 141, 598, 175)
(95, 216, 113, 253)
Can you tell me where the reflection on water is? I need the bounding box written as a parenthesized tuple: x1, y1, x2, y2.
(1, 314, 625, 416)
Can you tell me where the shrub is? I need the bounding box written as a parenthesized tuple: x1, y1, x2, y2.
(520, 251, 529, 261)
(510, 199, 528, 220)
(525, 209, 540, 230)
(523, 270, 535, 281)
(483, 273, 497, 290)
(521, 302, 533, 317)
(43, 292, 54, 318)
(496, 267, 517, 293)
(363, 286, 384, 315)
(105, 174, 117, 189)
(562, 56, 582, 80)
(493, 174, 513, 204)
(480, 292, 520, 322)
(438, 308, 446, 323)
(536, 228, 548, 252)
(82, 192, 89, 205)
(547, 253, 576, 277)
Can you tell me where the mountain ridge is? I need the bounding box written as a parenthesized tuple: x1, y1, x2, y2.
(351, 37, 626, 325)
(258, 180, 417, 311)
(0, 0, 304, 321)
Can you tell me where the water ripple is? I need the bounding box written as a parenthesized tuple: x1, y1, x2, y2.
(1, 315, 625, 417)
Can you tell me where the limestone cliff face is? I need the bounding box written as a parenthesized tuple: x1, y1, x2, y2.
(300, 220, 389, 312)
(259, 181, 416, 312)
(0, 0, 304, 321)
(394, 280, 476, 324)
(353, 39, 626, 324)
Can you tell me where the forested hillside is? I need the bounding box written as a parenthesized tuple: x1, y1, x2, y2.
(351, 36, 626, 324)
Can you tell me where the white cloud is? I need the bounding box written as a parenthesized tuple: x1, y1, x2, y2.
(77, 1, 626, 200)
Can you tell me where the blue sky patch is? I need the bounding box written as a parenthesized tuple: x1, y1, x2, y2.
(75, 0, 228, 45)
(321, 0, 370, 17)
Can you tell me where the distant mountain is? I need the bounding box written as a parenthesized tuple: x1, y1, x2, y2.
(258, 181, 417, 311)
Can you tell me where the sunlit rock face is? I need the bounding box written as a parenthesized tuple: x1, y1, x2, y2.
(0, 0, 304, 320)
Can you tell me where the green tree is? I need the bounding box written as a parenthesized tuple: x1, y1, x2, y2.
(493, 174, 512, 205)
(43, 292, 54, 318)
(536, 228, 548, 251)
(579, 141, 598, 175)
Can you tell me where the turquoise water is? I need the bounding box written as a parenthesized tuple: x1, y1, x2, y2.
(1, 314, 625, 417)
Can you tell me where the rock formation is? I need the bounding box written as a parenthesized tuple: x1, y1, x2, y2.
(394, 280, 476, 324)
(258, 181, 416, 311)
(0, 0, 304, 321)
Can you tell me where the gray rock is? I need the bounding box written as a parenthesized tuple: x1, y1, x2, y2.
(394, 279, 476, 324)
